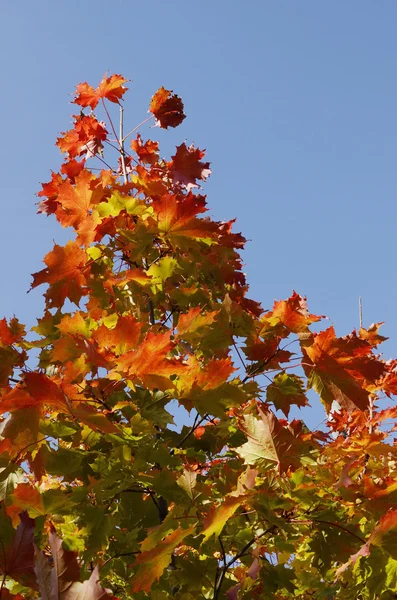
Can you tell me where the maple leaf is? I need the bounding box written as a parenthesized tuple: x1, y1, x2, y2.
(201, 468, 257, 540)
(31, 241, 88, 306)
(182, 356, 236, 391)
(71, 403, 121, 434)
(260, 291, 324, 336)
(131, 525, 195, 593)
(60, 158, 86, 181)
(97, 73, 128, 104)
(10, 483, 45, 518)
(236, 406, 307, 473)
(37, 171, 64, 215)
(73, 82, 97, 110)
(131, 133, 159, 165)
(0, 317, 25, 345)
(103, 269, 150, 296)
(74, 74, 128, 110)
(0, 511, 37, 589)
(114, 331, 186, 390)
(243, 335, 293, 371)
(336, 509, 397, 577)
(150, 193, 218, 247)
(266, 372, 309, 417)
(55, 169, 105, 230)
(0, 373, 68, 414)
(93, 315, 143, 355)
(57, 115, 108, 159)
(149, 86, 186, 129)
(168, 143, 212, 189)
(177, 306, 220, 338)
(202, 495, 246, 541)
(359, 322, 388, 346)
(177, 468, 197, 500)
(34, 529, 113, 599)
(302, 326, 385, 412)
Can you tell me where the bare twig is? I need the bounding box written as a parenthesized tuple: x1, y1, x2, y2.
(232, 339, 246, 370)
(213, 526, 277, 599)
(123, 115, 155, 142)
(142, 257, 155, 325)
(294, 519, 365, 544)
(119, 105, 128, 184)
(100, 550, 141, 570)
(359, 296, 363, 329)
(102, 98, 120, 146)
(176, 413, 209, 448)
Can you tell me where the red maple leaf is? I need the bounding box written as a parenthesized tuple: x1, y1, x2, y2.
(149, 87, 186, 129)
(168, 143, 212, 189)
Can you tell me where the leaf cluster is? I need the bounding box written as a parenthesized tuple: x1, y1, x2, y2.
(0, 74, 396, 599)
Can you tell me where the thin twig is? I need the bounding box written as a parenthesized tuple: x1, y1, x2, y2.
(100, 551, 141, 570)
(232, 340, 246, 370)
(102, 98, 120, 146)
(123, 115, 155, 142)
(119, 105, 128, 184)
(294, 519, 365, 544)
(93, 153, 115, 172)
(213, 526, 277, 598)
(160, 307, 177, 328)
(359, 296, 363, 329)
(142, 257, 155, 325)
(176, 413, 209, 448)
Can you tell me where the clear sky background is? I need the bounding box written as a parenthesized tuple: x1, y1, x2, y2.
(1, 1, 396, 428)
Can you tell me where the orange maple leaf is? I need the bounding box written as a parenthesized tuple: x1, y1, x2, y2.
(131, 134, 159, 165)
(260, 291, 324, 336)
(93, 315, 143, 355)
(55, 169, 104, 229)
(150, 193, 217, 246)
(31, 241, 88, 306)
(115, 331, 186, 390)
(56, 115, 107, 159)
(131, 526, 195, 593)
(74, 74, 128, 110)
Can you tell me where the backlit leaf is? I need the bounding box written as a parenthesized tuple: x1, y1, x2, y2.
(149, 87, 186, 129)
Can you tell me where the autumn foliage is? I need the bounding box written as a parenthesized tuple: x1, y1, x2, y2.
(0, 73, 397, 599)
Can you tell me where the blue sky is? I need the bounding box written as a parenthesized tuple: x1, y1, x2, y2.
(1, 2, 396, 428)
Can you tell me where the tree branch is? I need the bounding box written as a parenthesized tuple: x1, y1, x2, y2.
(213, 526, 277, 599)
(176, 413, 209, 448)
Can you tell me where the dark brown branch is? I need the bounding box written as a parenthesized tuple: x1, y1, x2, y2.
(176, 413, 209, 448)
(310, 519, 365, 544)
(213, 526, 277, 599)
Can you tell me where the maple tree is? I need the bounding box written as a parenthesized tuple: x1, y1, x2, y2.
(0, 72, 397, 599)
